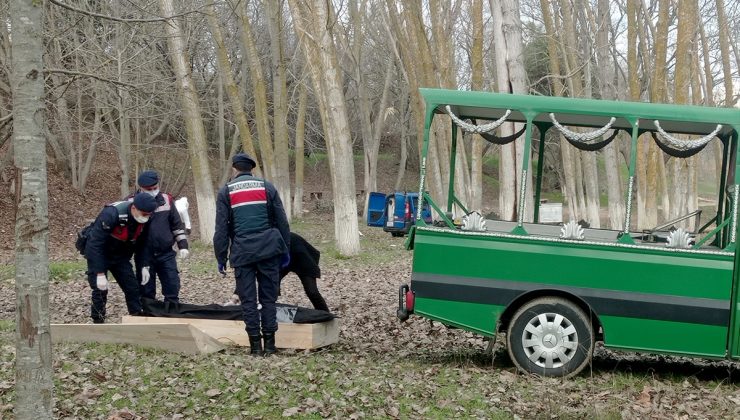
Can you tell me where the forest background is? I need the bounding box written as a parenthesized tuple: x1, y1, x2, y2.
(2, 0, 740, 417)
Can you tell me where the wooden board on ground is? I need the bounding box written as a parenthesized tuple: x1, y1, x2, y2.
(51, 323, 225, 355)
(121, 316, 339, 350)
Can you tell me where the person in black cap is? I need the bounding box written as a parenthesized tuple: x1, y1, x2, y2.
(132, 170, 190, 304)
(214, 153, 290, 356)
(83, 192, 158, 323)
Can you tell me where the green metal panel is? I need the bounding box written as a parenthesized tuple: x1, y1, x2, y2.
(414, 298, 504, 336)
(411, 228, 733, 357)
(599, 316, 728, 357)
(420, 88, 740, 137)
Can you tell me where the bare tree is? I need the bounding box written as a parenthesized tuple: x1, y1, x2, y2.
(233, 0, 274, 178)
(288, 0, 360, 256)
(469, 0, 484, 213)
(206, 1, 260, 176)
(292, 79, 308, 217)
(596, 0, 625, 229)
(266, 0, 292, 220)
(11, 0, 53, 417)
(159, 0, 217, 242)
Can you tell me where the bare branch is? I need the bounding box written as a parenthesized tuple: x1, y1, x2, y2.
(44, 69, 139, 89)
(47, 0, 207, 23)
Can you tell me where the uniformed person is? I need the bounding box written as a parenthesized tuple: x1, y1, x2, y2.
(134, 170, 190, 303)
(214, 153, 290, 356)
(83, 192, 158, 323)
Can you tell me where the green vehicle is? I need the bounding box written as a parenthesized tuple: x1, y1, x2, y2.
(397, 88, 740, 377)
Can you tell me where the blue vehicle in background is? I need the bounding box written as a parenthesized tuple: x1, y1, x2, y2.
(366, 192, 433, 237)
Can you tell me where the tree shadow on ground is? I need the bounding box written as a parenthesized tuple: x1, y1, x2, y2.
(416, 344, 740, 384)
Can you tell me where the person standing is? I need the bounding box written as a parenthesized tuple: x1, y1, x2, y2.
(133, 170, 190, 304)
(214, 153, 290, 356)
(83, 193, 158, 323)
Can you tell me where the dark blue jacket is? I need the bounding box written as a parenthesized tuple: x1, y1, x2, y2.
(129, 192, 188, 256)
(213, 172, 290, 267)
(84, 202, 150, 273)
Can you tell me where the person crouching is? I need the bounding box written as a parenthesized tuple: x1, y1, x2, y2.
(83, 193, 158, 323)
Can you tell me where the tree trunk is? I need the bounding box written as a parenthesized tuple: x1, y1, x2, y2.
(159, 0, 217, 243)
(469, 0, 484, 213)
(596, 0, 624, 229)
(672, 0, 698, 230)
(205, 2, 260, 176)
(490, 0, 516, 220)
(364, 61, 394, 214)
(394, 90, 410, 191)
(289, 0, 360, 256)
(715, 0, 735, 107)
(10, 0, 54, 416)
(266, 0, 292, 220)
(500, 0, 533, 222)
(645, 0, 670, 229)
(541, 0, 578, 220)
(234, 0, 274, 178)
(293, 80, 308, 218)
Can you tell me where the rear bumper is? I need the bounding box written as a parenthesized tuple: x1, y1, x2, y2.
(397, 284, 415, 322)
(383, 220, 413, 234)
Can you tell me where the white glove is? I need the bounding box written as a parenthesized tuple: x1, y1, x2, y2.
(141, 266, 150, 286)
(178, 249, 190, 260)
(96, 273, 108, 291)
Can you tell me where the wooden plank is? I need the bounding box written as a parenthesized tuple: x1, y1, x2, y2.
(51, 323, 225, 355)
(121, 316, 339, 350)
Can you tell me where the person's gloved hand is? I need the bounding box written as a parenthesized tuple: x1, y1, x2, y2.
(178, 249, 190, 260)
(280, 253, 291, 269)
(218, 262, 227, 277)
(96, 273, 108, 291)
(141, 266, 150, 286)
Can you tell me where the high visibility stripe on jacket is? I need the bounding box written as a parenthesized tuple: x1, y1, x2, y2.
(227, 174, 270, 235)
(108, 201, 144, 242)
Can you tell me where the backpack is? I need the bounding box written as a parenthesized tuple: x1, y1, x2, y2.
(75, 202, 130, 255)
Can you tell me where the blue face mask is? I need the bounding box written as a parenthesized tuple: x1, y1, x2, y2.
(146, 189, 159, 197)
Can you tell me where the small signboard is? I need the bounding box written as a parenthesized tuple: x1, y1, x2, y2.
(540, 203, 563, 223)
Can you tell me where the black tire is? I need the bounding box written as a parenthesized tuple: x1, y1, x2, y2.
(506, 297, 594, 378)
(391, 232, 404, 237)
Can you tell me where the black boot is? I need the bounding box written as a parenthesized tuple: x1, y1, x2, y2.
(248, 335, 263, 356)
(263, 333, 276, 356)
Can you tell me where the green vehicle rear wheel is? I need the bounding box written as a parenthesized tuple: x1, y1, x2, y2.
(506, 297, 594, 378)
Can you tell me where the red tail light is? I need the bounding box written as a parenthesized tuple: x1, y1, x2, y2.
(405, 290, 415, 312)
(405, 200, 411, 219)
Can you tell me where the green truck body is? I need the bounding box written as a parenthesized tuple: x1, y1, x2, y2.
(398, 88, 740, 377)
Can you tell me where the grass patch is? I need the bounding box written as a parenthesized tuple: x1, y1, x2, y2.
(0, 264, 13, 283)
(0, 261, 86, 283)
(304, 152, 327, 167)
(0, 319, 13, 332)
(50, 261, 87, 282)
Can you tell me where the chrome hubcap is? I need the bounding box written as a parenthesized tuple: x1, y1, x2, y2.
(521, 312, 578, 369)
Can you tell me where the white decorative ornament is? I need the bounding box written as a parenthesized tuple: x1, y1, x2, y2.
(654, 121, 721, 152)
(666, 228, 692, 249)
(550, 113, 616, 143)
(461, 212, 487, 232)
(560, 220, 585, 240)
(445, 105, 511, 134)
